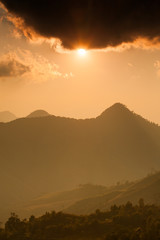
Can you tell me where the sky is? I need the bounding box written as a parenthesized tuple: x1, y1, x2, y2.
(0, 0, 160, 123)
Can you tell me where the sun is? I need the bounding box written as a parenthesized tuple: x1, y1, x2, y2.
(77, 48, 86, 56)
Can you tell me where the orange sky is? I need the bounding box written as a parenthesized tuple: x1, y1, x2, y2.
(0, 5, 160, 124)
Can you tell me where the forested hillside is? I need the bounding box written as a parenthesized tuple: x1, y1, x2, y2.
(1, 201, 160, 240)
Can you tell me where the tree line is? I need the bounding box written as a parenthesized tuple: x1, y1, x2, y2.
(1, 199, 160, 240)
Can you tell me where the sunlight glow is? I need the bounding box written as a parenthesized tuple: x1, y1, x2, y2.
(77, 48, 86, 56)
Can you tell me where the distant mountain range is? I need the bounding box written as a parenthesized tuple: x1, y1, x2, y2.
(0, 109, 50, 122)
(0, 103, 160, 221)
(0, 111, 16, 122)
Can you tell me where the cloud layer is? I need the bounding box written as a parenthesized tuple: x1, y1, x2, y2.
(0, 58, 30, 78)
(0, 50, 74, 82)
(1, 0, 160, 49)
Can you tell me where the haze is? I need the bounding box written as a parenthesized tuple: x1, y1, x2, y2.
(1, 1, 160, 239)
(0, 2, 160, 123)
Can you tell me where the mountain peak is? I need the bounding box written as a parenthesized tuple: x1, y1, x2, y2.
(112, 102, 126, 107)
(26, 110, 50, 118)
(0, 111, 17, 122)
(109, 102, 128, 110)
(99, 103, 131, 119)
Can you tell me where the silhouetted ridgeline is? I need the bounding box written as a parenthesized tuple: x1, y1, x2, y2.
(1, 201, 160, 240)
(0, 111, 16, 123)
(0, 103, 160, 221)
(26, 110, 50, 118)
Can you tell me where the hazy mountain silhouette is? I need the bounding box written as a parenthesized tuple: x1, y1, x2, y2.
(65, 171, 160, 215)
(24, 184, 108, 217)
(23, 171, 160, 217)
(0, 111, 16, 122)
(0, 103, 160, 221)
(26, 110, 50, 118)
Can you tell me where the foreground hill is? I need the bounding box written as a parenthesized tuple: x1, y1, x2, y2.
(0, 111, 16, 122)
(0, 103, 160, 220)
(1, 202, 160, 240)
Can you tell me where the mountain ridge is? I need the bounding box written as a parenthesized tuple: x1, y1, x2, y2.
(64, 171, 160, 215)
(0, 102, 160, 221)
(20, 171, 160, 218)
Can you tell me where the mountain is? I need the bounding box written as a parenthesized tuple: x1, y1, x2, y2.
(0, 111, 16, 122)
(0, 103, 160, 221)
(23, 184, 108, 217)
(23, 171, 160, 217)
(26, 109, 50, 118)
(65, 171, 160, 215)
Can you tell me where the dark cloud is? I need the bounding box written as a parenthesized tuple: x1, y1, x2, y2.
(0, 58, 30, 78)
(1, 0, 160, 49)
